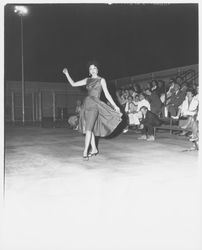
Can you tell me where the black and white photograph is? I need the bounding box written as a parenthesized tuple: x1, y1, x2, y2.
(1, 1, 201, 250)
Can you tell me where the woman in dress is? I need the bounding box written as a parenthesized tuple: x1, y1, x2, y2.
(63, 63, 122, 160)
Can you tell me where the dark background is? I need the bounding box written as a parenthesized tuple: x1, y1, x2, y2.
(4, 4, 198, 82)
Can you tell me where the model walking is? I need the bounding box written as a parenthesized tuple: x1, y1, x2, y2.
(63, 63, 122, 160)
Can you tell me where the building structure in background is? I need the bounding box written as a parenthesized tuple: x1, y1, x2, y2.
(5, 64, 198, 124)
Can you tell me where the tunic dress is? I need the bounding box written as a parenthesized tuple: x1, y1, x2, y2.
(78, 77, 122, 137)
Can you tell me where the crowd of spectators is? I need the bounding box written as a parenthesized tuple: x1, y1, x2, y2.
(115, 75, 199, 145)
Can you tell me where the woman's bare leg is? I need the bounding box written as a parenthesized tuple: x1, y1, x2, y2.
(90, 132, 98, 153)
(83, 130, 92, 156)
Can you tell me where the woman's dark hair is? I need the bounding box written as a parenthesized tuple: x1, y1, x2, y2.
(186, 88, 195, 96)
(87, 60, 100, 70)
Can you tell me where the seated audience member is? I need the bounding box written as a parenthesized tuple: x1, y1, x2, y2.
(192, 84, 198, 95)
(68, 99, 82, 130)
(138, 106, 162, 141)
(193, 85, 199, 101)
(124, 89, 130, 99)
(128, 88, 136, 98)
(157, 80, 165, 97)
(127, 93, 151, 127)
(123, 95, 139, 132)
(145, 88, 163, 116)
(180, 82, 188, 94)
(161, 78, 175, 104)
(172, 88, 199, 136)
(133, 83, 141, 94)
(133, 94, 139, 105)
(137, 93, 151, 111)
(189, 117, 199, 144)
(189, 85, 199, 146)
(160, 79, 175, 116)
(138, 83, 145, 92)
(166, 78, 176, 99)
(176, 76, 183, 87)
(145, 82, 152, 90)
(116, 89, 127, 107)
(166, 83, 186, 116)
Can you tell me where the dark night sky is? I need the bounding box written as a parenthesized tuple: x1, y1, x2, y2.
(5, 3, 198, 82)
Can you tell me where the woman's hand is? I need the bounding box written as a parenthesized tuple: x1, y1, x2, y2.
(63, 68, 68, 75)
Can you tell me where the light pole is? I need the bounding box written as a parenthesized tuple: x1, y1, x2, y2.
(14, 6, 29, 125)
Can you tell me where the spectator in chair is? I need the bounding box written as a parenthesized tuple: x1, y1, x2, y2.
(133, 83, 140, 94)
(189, 85, 199, 146)
(137, 93, 151, 111)
(171, 88, 199, 137)
(116, 89, 127, 107)
(193, 85, 199, 101)
(138, 106, 162, 141)
(166, 83, 186, 116)
(161, 79, 176, 117)
(180, 82, 188, 98)
(161, 79, 175, 104)
(123, 93, 150, 128)
(133, 94, 139, 105)
(129, 88, 136, 98)
(123, 95, 139, 133)
(176, 76, 183, 87)
(157, 80, 165, 97)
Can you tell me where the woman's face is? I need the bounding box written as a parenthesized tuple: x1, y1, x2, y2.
(89, 65, 98, 76)
(139, 94, 144, 101)
(158, 81, 163, 87)
(186, 91, 193, 99)
(129, 89, 134, 95)
(128, 96, 133, 102)
(134, 96, 139, 102)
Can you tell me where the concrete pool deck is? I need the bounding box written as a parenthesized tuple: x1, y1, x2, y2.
(2, 126, 200, 250)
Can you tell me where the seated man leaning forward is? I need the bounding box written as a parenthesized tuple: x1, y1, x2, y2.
(138, 106, 162, 141)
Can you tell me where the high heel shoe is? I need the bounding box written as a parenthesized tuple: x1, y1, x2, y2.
(88, 151, 99, 157)
(83, 155, 89, 161)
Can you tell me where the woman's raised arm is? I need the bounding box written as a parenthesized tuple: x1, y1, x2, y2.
(63, 68, 87, 87)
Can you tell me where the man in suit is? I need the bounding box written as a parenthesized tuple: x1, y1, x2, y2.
(138, 106, 162, 141)
(166, 83, 186, 116)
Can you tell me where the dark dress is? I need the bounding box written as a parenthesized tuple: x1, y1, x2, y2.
(78, 77, 122, 137)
